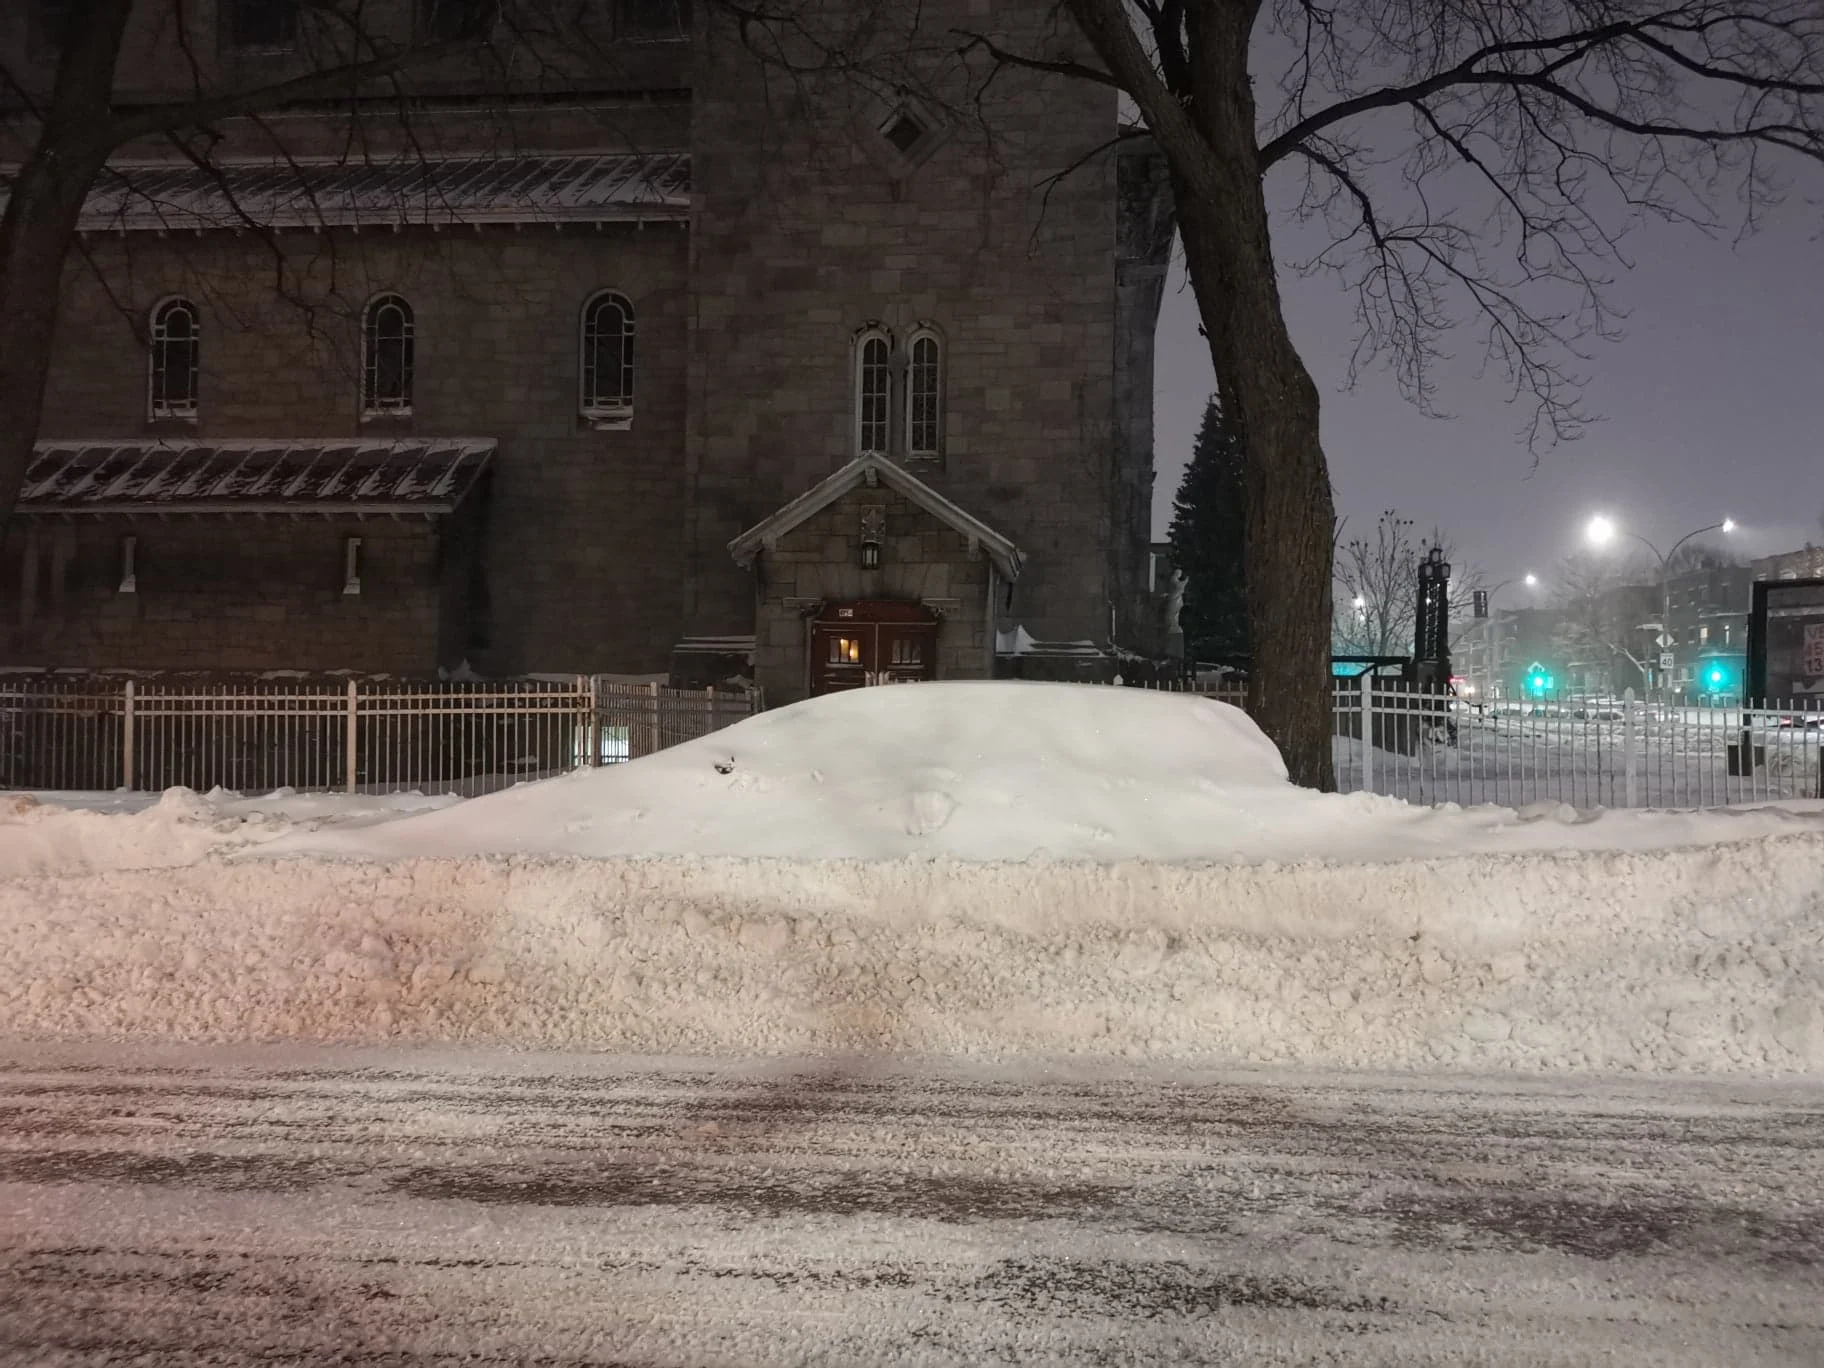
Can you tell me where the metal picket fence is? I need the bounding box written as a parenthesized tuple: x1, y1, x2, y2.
(1341, 687, 1824, 809)
(6, 669, 1818, 808)
(0, 676, 760, 796)
(1138, 676, 1824, 809)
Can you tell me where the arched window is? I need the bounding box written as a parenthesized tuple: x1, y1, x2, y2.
(362, 294, 415, 415)
(854, 328, 892, 455)
(580, 291, 635, 424)
(148, 298, 200, 420)
(905, 327, 943, 458)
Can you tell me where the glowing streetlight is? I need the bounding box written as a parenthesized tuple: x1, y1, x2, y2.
(1523, 572, 1539, 587)
(1585, 514, 1617, 547)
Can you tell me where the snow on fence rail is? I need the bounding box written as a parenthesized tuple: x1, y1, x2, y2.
(1138, 676, 1824, 809)
(0, 677, 758, 795)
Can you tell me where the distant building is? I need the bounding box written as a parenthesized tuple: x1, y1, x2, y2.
(1662, 564, 1752, 702)
(1462, 558, 1782, 704)
(1458, 606, 1560, 700)
(1753, 545, 1824, 583)
(1556, 582, 1660, 699)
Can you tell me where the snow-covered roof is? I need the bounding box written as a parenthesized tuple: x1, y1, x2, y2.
(994, 627, 1105, 657)
(33, 153, 689, 232)
(728, 453, 1025, 582)
(20, 438, 494, 516)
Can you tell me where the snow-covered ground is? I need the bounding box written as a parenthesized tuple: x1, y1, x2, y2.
(3, 1046, 1819, 1367)
(3, 683, 1821, 1075)
(0, 785, 458, 880)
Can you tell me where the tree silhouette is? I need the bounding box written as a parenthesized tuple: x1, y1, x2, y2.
(952, 0, 1824, 788)
(1167, 398, 1248, 663)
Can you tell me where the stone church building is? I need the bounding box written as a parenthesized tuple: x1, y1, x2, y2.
(1, 0, 1172, 704)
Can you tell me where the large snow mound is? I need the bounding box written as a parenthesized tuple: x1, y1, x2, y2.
(262, 681, 1824, 865)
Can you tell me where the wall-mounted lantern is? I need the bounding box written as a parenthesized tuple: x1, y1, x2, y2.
(860, 505, 885, 570)
(343, 536, 364, 596)
(117, 535, 138, 594)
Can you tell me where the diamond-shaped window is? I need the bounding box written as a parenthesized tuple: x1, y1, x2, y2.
(881, 109, 928, 156)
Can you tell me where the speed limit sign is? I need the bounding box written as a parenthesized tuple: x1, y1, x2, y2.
(1805, 623, 1824, 677)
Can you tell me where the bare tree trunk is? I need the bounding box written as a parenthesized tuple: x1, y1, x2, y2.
(1173, 7, 1336, 789)
(1063, 0, 1335, 787)
(0, 0, 134, 537)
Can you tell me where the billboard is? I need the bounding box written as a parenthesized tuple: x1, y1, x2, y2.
(1748, 578, 1824, 703)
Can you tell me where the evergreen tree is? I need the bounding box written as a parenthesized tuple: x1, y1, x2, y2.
(1167, 398, 1248, 662)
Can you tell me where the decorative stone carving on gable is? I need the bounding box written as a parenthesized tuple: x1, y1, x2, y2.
(858, 503, 885, 568)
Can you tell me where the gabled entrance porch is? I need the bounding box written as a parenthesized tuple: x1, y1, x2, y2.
(728, 453, 1024, 705)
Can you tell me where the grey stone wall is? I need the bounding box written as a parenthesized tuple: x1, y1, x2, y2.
(752, 485, 992, 705)
(21, 225, 690, 675)
(1, 518, 446, 673)
(1113, 140, 1175, 655)
(686, 0, 1122, 649)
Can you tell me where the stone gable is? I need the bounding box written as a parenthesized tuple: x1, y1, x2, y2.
(752, 483, 994, 704)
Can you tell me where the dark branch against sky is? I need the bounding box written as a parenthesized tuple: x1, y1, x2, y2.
(1153, 199, 1824, 585)
(1134, 3, 1824, 587)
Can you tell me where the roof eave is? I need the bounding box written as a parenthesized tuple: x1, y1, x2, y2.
(729, 453, 1024, 582)
(75, 205, 690, 233)
(19, 500, 462, 517)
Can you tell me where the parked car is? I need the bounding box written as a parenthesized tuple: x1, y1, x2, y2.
(1570, 703, 1625, 722)
(1767, 711, 1824, 730)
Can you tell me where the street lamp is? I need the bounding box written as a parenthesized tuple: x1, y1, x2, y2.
(1582, 513, 1736, 703)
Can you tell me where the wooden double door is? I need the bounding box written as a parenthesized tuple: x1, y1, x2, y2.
(809, 601, 938, 695)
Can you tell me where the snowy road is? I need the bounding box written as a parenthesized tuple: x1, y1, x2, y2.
(1, 1046, 1820, 1366)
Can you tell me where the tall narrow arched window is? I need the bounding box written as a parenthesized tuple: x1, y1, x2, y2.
(362, 294, 415, 416)
(906, 328, 943, 459)
(148, 298, 200, 420)
(580, 291, 635, 425)
(855, 328, 891, 455)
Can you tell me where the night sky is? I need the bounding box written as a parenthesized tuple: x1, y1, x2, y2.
(1151, 202, 1824, 593)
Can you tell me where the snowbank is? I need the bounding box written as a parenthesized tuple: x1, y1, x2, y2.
(5, 684, 1822, 1077)
(3, 839, 1821, 1075)
(0, 787, 459, 880)
(261, 682, 1824, 864)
